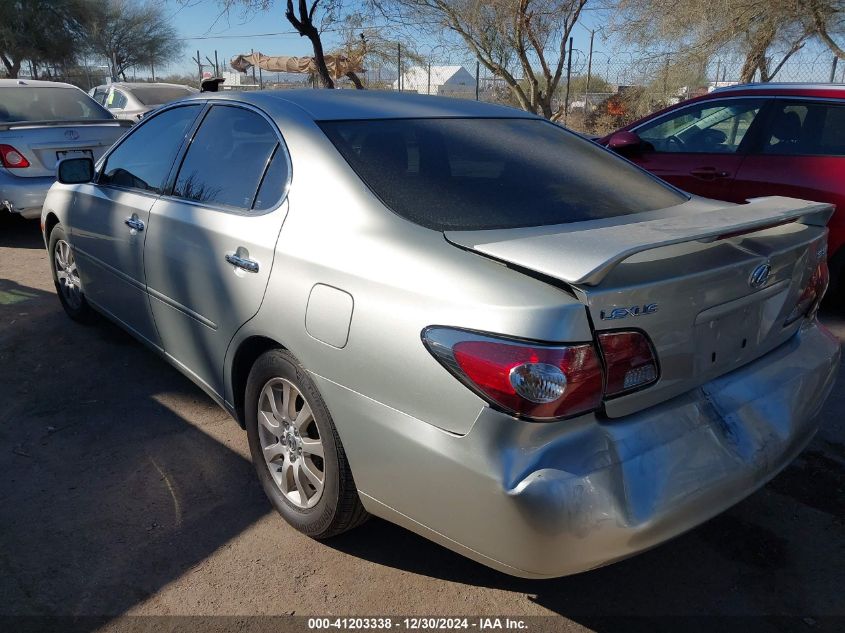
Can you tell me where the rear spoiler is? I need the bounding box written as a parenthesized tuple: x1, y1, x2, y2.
(445, 196, 834, 286)
(0, 119, 133, 132)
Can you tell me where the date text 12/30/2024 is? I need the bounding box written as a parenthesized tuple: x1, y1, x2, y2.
(308, 618, 529, 630)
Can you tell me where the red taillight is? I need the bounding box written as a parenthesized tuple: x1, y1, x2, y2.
(785, 259, 829, 326)
(424, 327, 660, 421)
(597, 331, 659, 396)
(0, 144, 30, 168)
(451, 339, 603, 419)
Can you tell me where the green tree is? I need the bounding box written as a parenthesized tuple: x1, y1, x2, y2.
(0, 0, 91, 78)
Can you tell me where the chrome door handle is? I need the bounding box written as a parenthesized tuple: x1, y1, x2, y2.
(124, 217, 145, 232)
(225, 253, 259, 273)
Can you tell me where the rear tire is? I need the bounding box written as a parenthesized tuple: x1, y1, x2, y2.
(48, 225, 96, 324)
(245, 348, 368, 539)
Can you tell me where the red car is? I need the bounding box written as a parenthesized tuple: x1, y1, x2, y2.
(599, 83, 845, 303)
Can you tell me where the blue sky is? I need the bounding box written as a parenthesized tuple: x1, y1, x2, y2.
(162, 0, 602, 77)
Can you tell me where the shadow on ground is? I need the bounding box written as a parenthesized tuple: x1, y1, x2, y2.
(0, 277, 270, 622)
(0, 214, 45, 250)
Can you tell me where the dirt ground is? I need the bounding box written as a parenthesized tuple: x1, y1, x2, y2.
(1, 214, 844, 632)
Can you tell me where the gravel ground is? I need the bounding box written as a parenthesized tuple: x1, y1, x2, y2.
(1, 214, 843, 632)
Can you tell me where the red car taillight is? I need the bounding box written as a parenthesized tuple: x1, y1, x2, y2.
(597, 331, 659, 396)
(423, 327, 659, 421)
(0, 144, 30, 168)
(785, 259, 829, 326)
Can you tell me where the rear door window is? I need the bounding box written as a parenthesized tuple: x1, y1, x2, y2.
(252, 146, 289, 211)
(99, 104, 202, 193)
(319, 118, 687, 231)
(758, 101, 845, 156)
(107, 89, 127, 110)
(172, 105, 279, 212)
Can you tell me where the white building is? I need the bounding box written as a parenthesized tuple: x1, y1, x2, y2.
(220, 70, 259, 90)
(393, 65, 476, 96)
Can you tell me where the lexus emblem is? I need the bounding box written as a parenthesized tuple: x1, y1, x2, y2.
(64, 129, 79, 140)
(749, 263, 772, 289)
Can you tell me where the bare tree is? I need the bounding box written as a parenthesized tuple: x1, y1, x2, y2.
(374, 0, 586, 119)
(211, 0, 360, 89)
(609, 0, 843, 83)
(87, 0, 183, 81)
(806, 0, 845, 59)
(285, 0, 342, 88)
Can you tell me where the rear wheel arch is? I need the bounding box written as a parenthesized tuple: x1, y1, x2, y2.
(43, 212, 60, 243)
(231, 335, 287, 428)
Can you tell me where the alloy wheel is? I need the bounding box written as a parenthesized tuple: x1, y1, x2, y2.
(257, 377, 325, 509)
(54, 239, 82, 310)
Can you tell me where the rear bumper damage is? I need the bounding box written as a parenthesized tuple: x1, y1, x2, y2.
(315, 320, 840, 578)
(0, 172, 54, 219)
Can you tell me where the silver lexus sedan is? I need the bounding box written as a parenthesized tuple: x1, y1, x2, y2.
(40, 90, 840, 578)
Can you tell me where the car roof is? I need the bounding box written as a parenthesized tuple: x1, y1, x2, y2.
(710, 82, 845, 94)
(108, 82, 196, 90)
(90, 82, 197, 91)
(190, 89, 537, 121)
(0, 79, 80, 89)
(705, 82, 845, 100)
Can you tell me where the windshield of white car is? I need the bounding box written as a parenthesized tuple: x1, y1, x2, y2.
(131, 86, 195, 106)
(319, 118, 689, 231)
(0, 86, 112, 122)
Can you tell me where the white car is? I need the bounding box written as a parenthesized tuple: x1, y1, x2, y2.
(89, 82, 198, 121)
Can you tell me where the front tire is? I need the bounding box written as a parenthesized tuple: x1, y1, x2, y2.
(49, 225, 95, 323)
(245, 348, 368, 538)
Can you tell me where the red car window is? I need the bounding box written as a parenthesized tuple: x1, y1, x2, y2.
(636, 99, 764, 154)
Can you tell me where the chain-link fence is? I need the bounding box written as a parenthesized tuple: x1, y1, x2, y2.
(11, 46, 844, 136)
(358, 47, 845, 135)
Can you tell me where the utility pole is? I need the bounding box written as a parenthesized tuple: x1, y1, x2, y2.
(251, 49, 257, 88)
(397, 43, 402, 91)
(151, 62, 155, 81)
(214, 50, 220, 76)
(585, 30, 594, 113)
(192, 50, 203, 86)
(475, 61, 479, 100)
(427, 60, 431, 95)
(831, 56, 839, 83)
(563, 37, 573, 122)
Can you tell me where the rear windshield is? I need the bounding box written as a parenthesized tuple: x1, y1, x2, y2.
(131, 85, 195, 106)
(319, 118, 688, 231)
(0, 86, 111, 122)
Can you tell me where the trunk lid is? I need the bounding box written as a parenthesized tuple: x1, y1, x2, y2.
(0, 120, 131, 177)
(445, 196, 833, 417)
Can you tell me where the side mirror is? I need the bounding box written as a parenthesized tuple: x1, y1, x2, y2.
(57, 157, 95, 184)
(607, 130, 645, 155)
